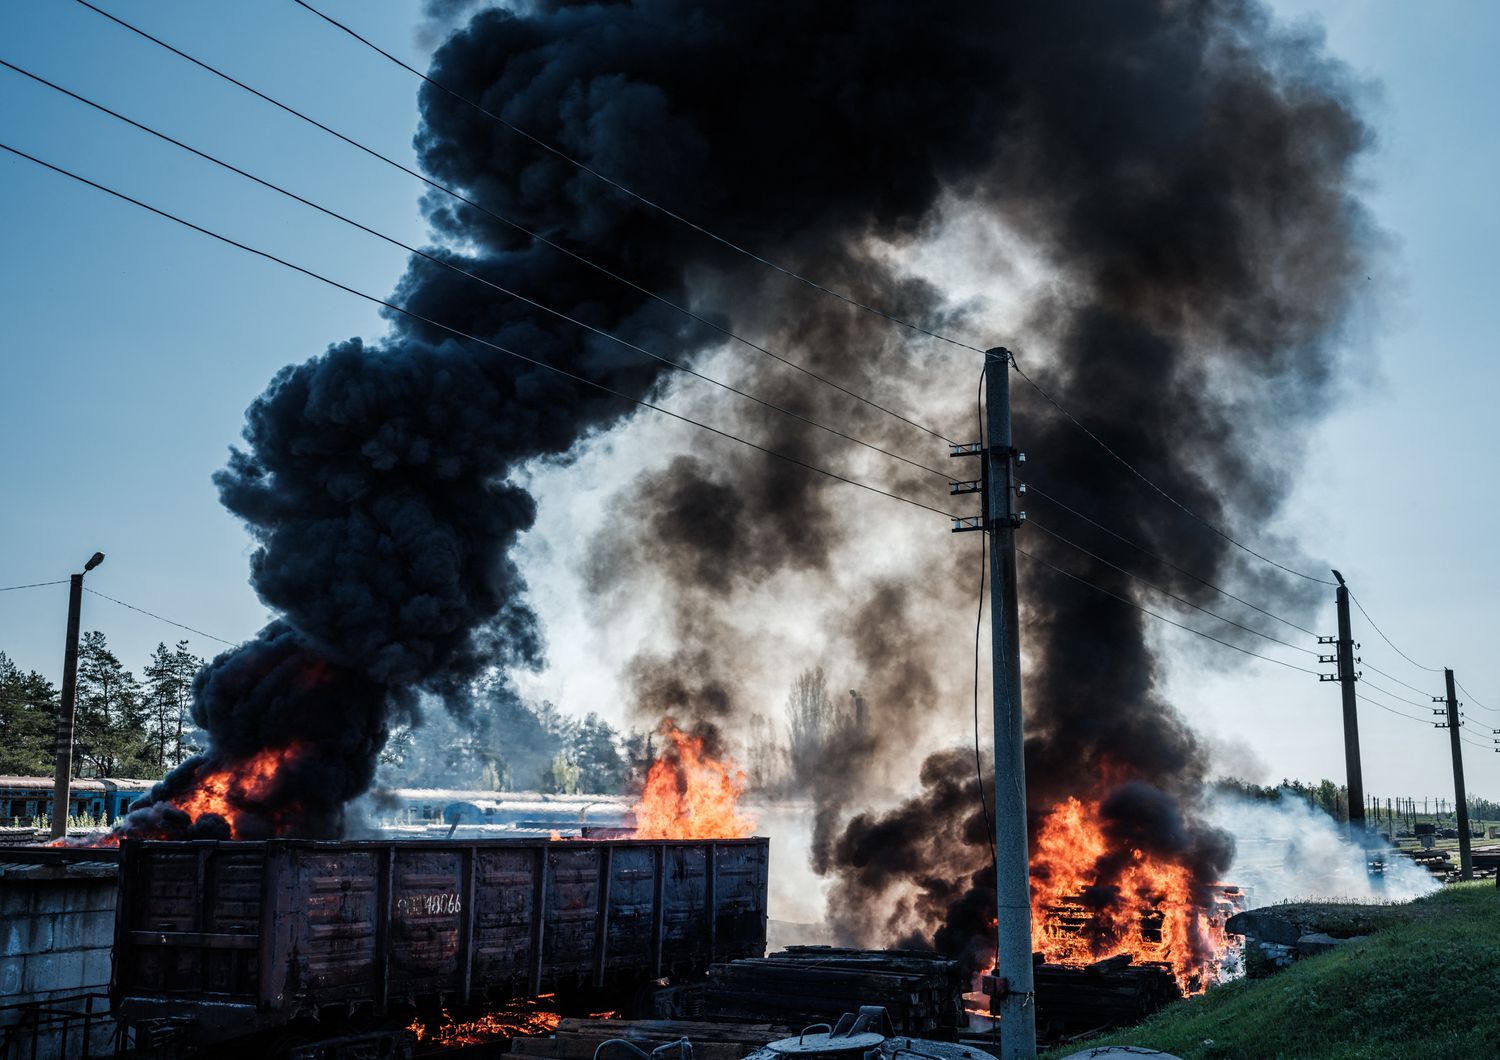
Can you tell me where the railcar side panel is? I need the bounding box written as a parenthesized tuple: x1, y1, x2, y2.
(114, 836, 767, 1049)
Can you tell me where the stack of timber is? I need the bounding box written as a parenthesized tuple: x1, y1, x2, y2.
(703, 946, 966, 1037)
(509, 1019, 791, 1060)
(1032, 955, 1180, 1038)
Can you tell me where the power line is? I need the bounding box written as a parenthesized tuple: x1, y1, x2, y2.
(1359, 660, 1439, 700)
(1354, 693, 1430, 727)
(0, 141, 954, 528)
(1455, 679, 1498, 714)
(0, 57, 947, 484)
(1360, 678, 1435, 712)
(972, 531, 996, 865)
(1010, 357, 1336, 587)
(971, 367, 996, 866)
(1357, 681, 1492, 752)
(83, 589, 236, 646)
(1026, 483, 1319, 639)
(1015, 545, 1323, 677)
(67, 0, 956, 447)
(289, 0, 990, 358)
(1027, 518, 1320, 657)
(1346, 588, 1443, 673)
(0, 580, 68, 592)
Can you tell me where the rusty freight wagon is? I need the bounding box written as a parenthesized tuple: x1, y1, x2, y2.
(112, 836, 768, 1050)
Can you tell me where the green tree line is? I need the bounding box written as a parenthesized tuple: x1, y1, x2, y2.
(1217, 776, 1498, 828)
(379, 678, 642, 795)
(0, 634, 204, 779)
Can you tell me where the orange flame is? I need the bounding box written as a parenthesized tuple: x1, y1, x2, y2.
(407, 1006, 562, 1045)
(631, 721, 755, 840)
(173, 745, 299, 838)
(1029, 796, 1239, 993)
(48, 744, 304, 847)
(47, 831, 120, 849)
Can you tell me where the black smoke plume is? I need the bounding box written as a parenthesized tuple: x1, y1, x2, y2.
(497, 0, 1374, 970)
(111, 0, 1374, 899)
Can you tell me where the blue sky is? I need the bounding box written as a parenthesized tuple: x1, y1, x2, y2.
(1, 2, 1497, 798)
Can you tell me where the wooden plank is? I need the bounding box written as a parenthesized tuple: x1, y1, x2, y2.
(553, 1019, 788, 1041)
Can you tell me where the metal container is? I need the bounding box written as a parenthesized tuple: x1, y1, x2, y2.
(112, 836, 768, 1048)
(744, 1009, 994, 1060)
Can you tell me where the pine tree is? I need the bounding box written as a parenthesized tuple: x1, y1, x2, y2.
(143, 640, 202, 772)
(74, 631, 151, 777)
(0, 652, 58, 775)
(572, 713, 626, 792)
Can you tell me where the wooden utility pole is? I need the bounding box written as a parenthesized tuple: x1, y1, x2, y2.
(951, 347, 1036, 1059)
(1434, 669, 1472, 879)
(49, 574, 85, 839)
(1321, 572, 1365, 838)
(50, 551, 104, 839)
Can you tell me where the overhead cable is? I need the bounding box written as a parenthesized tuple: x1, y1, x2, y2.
(1010, 357, 1336, 587)
(1353, 693, 1430, 727)
(0, 580, 68, 592)
(1359, 678, 1434, 711)
(0, 57, 947, 482)
(1359, 660, 1439, 700)
(1015, 546, 1322, 677)
(0, 142, 953, 526)
(288, 0, 990, 357)
(1455, 680, 1499, 714)
(972, 531, 996, 863)
(971, 366, 997, 865)
(67, 0, 957, 446)
(1346, 588, 1444, 673)
(1027, 518, 1319, 657)
(1026, 483, 1319, 638)
(84, 588, 237, 646)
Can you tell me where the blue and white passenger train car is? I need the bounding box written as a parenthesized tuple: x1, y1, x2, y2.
(0, 775, 155, 825)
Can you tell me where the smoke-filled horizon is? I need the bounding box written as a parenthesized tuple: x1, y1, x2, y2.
(112, 0, 1378, 949)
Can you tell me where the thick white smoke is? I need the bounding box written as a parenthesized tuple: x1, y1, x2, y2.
(1204, 789, 1438, 906)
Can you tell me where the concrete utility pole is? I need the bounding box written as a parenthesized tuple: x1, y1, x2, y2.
(1435, 669, 1472, 880)
(950, 347, 1036, 1059)
(1321, 572, 1365, 838)
(50, 551, 105, 839)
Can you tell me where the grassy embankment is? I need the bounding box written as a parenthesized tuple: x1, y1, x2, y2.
(1050, 882, 1500, 1060)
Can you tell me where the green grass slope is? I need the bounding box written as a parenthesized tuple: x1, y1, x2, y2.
(1050, 883, 1500, 1060)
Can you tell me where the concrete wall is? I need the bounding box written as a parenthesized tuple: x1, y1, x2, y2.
(0, 858, 119, 1058)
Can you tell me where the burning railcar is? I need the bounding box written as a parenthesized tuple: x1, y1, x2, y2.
(112, 835, 768, 1052)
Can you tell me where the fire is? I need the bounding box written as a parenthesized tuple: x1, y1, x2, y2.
(47, 830, 120, 849)
(630, 721, 755, 840)
(407, 1005, 562, 1046)
(48, 744, 303, 847)
(173, 745, 299, 838)
(1029, 796, 1239, 993)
